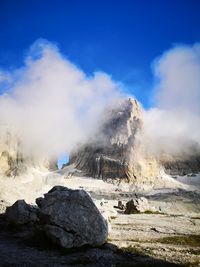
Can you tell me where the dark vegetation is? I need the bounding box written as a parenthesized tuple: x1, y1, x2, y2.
(156, 235, 200, 247)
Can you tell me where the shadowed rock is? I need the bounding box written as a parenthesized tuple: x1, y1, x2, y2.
(69, 98, 159, 183)
(5, 199, 38, 225)
(36, 186, 108, 248)
(124, 197, 156, 214)
(68, 98, 200, 184)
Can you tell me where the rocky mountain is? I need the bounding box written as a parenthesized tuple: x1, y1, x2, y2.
(69, 98, 160, 183)
(69, 98, 200, 183)
(161, 154, 200, 176)
(0, 126, 57, 177)
(0, 98, 199, 183)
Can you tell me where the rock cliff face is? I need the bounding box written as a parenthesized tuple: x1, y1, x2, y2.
(0, 127, 57, 177)
(0, 99, 200, 182)
(0, 128, 24, 176)
(69, 99, 160, 183)
(161, 155, 200, 176)
(69, 98, 200, 182)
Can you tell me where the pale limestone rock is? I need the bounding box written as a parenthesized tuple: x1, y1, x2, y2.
(68, 97, 200, 185)
(0, 126, 57, 177)
(69, 98, 160, 184)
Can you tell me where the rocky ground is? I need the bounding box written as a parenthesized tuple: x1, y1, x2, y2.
(110, 213, 200, 266)
(0, 214, 182, 267)
(0, 172, 200, 266)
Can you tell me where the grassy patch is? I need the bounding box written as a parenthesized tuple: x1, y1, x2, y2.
(156, 235, 200, 247)
(117, 246, 146, 256)
(143, 210, 162, 215)
(183, 260, 200, 267)
(107, 237, 112, 242)
(124, 210, 165, 215)
(167, 214, 183, 217)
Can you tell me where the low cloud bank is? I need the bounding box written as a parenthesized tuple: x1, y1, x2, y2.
(0, 40, 200, 160)
(0, 40, 123, 159)
(144, 43, 200, 157)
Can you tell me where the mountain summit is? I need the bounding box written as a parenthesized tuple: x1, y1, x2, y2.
(69, 98, 200, 183)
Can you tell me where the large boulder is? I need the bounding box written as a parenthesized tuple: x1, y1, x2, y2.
(36, 186, 108, 248)
(5, 199, 38, 225)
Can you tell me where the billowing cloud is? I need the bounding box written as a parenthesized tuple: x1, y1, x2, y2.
(1, 40, 200, 161)
(0, 40, 123, 159)
(144, 43, 200, 156)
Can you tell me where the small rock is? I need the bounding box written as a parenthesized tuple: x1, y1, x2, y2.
(114, 200, 125, 210)
(5, 200, 38, 225)
(124, 197, 156, 214)
(98, 199, 118, 220)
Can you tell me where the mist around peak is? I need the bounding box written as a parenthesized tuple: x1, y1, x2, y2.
(0, 40, 200, 161)
(0, 40, 124, 160)
(143, 43, 200, 157)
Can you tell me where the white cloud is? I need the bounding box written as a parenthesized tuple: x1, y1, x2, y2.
(0, 40, 123, 159)
(144, 43, 200, 156)
(1, 40, 200, 160)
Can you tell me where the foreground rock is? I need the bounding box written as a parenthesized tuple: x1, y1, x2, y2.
(36, 186, 108, 248)
(1, 185, 200, 266)
(5, 199, 38, 225)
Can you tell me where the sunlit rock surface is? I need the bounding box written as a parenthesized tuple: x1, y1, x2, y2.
(0, 126, 57, 177)
(69, 98, 160, 183)
(69, 98, 200, 183)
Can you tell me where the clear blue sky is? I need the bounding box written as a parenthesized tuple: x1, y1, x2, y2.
(0, 0, 200, 108)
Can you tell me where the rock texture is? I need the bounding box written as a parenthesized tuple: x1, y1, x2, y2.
(36, 186, 108, 248)
(69, 98, 160, 183)
(0, 126, 57, 177)
(5, 200, 38, 225)
(68, 98, 200, 183)
(161, 155, 200, 176)
(0, 129, 23, 176)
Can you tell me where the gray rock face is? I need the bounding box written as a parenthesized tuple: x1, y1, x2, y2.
(5, 200, 38, 225)
(68, 98, 200, 183)
(0, 127, 58, 177)
(69, 98, 159, 182)
(36, 186, 108, 248)
(162, 156, 200, 176)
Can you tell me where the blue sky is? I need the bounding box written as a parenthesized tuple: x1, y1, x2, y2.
(0, 0, 200, 108)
